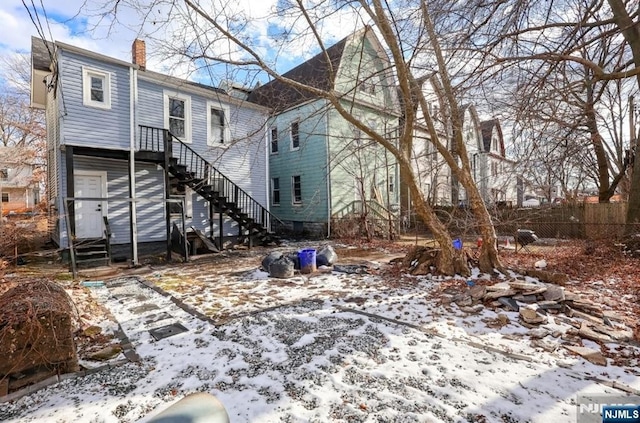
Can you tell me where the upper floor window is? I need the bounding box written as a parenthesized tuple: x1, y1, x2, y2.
(270, 127, 278, 154)
(164, 91, 192, 143)
(358, 78, 376, 95)
(292, 175, 302, 204)
(291, 121, 300, 150)
(0, 168, 8, 181)
(492, 135, 500, 153)
(207, 102, 230, 146)
(82, 67, 111, 109)
(271, 177, 280, 205)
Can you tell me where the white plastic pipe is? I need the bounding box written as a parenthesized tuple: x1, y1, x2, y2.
(146, 392, 230, 423)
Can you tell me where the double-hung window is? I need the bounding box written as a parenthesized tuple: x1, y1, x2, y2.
(164, 91, 191, 142)
(82, 67, 111, 109)
(1, 193, 8, 203)
(271, 178, 280, 205)
(270, 127, 278, 154)
(290, 121, 300, 150)
(292, 175, 302, 204)
(207, 102, 230, 146)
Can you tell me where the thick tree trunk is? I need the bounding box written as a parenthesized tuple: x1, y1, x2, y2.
(607, 0, 640, 225)
(399, 159, 469, 276)
(585, 83, 613, 203)
(455, 168, 502, 273)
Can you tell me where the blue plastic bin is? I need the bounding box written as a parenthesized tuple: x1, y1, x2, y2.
(453, 238, 463, 250)
(298, 249, 317, 274)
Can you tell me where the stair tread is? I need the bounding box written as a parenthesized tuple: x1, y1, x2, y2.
(154, 146, 276, 242)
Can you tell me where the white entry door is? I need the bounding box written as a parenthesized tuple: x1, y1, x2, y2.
(74, 172, 106, 239)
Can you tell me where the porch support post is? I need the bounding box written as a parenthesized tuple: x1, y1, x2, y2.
(128, 150, 138, 265)
(164, 131, 172, 262)
(209, 202, 214, 241)
(219, 210, 223, 250)
(65, 146, 75, 240)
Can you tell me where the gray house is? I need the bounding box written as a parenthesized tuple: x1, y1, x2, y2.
(31, 37, 275, 266)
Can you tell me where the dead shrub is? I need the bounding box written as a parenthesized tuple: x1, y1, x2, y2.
(0, 280, 80, 392)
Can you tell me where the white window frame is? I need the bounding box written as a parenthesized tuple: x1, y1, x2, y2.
(164, 90, 192, 143)
(290, 121, 300, 151)
(270, 127, 279, 154)
(206, 101, 231, 147)
(292, 175, 302, 205)
(82, 67, 111, 109)
(271, 177, 280, 206)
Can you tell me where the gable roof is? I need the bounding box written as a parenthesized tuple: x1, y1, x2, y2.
(247, 36, 349, 111)
(480, 119, 505, 156)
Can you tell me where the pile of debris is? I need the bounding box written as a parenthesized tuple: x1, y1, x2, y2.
(0, 280, 80, 395)
(445, 278, 637, 365)
(261, 245, 338, 278)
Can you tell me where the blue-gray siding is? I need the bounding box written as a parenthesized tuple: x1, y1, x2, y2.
(58, 51, 131, 150)
(58, 156, 165, 247)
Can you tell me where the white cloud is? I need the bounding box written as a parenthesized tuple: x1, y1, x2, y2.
(0, 0, 370, 84)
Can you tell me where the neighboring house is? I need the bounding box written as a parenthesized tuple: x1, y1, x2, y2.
(448, 108, 517, 207)
(401, 75, 452, 214)
(478, 119, 517, 206)
(400, 75, 517, 214)
(0, 147, 39, 215)
(31, 37, 273, 264)
(247, 27, 400, 237)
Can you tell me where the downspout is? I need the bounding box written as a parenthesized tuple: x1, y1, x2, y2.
(129, 66, 139, 265)
(325, 99, 331, 238)
(264, 112, 270, 231)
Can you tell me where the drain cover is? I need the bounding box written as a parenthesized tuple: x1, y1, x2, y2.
(149, 323, 189, 340)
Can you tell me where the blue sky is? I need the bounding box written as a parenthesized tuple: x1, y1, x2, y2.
(0, 0, 362, 88)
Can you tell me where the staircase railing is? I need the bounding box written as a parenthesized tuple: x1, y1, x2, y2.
(138, 125, 282, 233)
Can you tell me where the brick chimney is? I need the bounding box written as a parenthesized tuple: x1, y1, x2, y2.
(132, 39, 146, 70)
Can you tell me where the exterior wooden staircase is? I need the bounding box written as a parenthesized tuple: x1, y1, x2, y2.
(137, 125, 280, 246)
(332, 200, 399, 239)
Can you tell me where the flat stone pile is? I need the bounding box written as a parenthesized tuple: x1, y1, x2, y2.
(446, 279, 636, 366)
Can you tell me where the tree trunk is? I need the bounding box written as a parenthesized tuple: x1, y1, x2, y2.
(399, 159, 469, 276)
(607, 0, 640, 224)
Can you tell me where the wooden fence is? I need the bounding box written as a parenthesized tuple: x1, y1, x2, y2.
(408, 202, 633, 240)
(583, 202, 627, 239)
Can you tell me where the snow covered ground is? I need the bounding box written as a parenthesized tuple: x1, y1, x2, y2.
(1, 245, 639, 422)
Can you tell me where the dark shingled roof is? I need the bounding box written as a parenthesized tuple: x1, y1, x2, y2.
(247, 36, 349, 111)
(480, 119, 504, 156)
(31, 36, 54, 71)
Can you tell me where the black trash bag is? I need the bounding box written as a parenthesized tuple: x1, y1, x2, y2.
(261, 251, 283, 271)
(286, 252, 301, 270)
(316, 245, 338, 267)
(269, 256, 295, 279)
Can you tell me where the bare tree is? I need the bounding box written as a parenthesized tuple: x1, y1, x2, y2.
(0, 53, 47, 220)
(87, 0, 525, 274)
